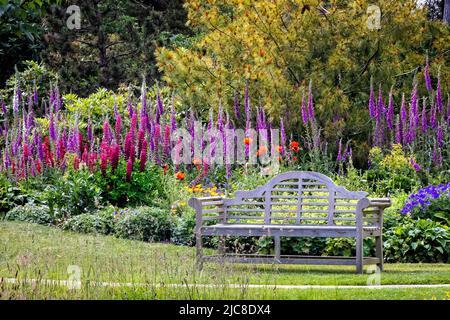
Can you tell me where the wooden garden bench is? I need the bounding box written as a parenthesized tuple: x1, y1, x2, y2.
(188, 171, 391, 274)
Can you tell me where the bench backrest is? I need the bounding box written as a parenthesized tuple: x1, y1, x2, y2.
(223, 171, 368, 225)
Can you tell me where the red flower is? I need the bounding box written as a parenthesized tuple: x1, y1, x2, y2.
(88, 153, 97, 172)
(110, 144, 120, 172)
(82, 145, 89, 164)
(137, 128, 145, 156)
(35, 160, 42, 174)
(290, 141, 300, 152)
(73, 155, 80, 170)
(162, 164, 169, 175)
(124, 130, 133, 160)
(23, 143, 29, 164)
(175, 171, 186, 180)
(244, 137, 252, 145)
(140, 140, 148, 172)
(100, 152, 108, 177)
(126, 157, 133, 181)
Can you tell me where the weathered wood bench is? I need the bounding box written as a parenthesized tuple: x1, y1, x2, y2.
(188, 171, 391, 274)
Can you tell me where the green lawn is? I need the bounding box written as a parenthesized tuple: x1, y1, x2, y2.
(1, 221, 449, 300)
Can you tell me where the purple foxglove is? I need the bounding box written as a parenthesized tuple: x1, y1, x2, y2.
(386, 88, 394, 129)
(410, 157, 421, 172)
(49, 113, 56, 141)
(337, 138, 342, 161)
(424, 56, 432, 92)
(376, 84, 384, 119)
(436, 76, 442, 113)
(244, 84, 251, 131)
(233, 91, 241, 119)
(301, 88, 308, 124)
(395, 115, 402, 144)
(368, 78, 376, 118)
(280, 117, 286, 151)
(421, 99, 428, 133)
(307, 80, 315, 122)
(437, 125, 444, 148)
(400, 94, 407, 127)
(156, 85, 164, 123)
(447, 94, 450, 125)
(430, 103, 437, 129)
(170, 96, 177, 133)
(411, 81, 419, 128)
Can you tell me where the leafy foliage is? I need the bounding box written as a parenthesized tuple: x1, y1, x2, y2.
(4, 203, 53, 225)
(114, 206, 174, 242)
(94, 161, 167, 208)
(384, 218, 450, 263)
(62, 207, 115, 235)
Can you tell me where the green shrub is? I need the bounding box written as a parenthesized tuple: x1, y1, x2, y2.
(172, 208, 196, 246)
(323, 238, 375, 257)
(4, 204, 53, 225)
(114, 207, 174, 242)
(94, 161, 167, 208)
(62, 209, 115, 235)
(384, 218, 450, 263)
(38, 169, 102, 219)
(257, 237, 327, 256)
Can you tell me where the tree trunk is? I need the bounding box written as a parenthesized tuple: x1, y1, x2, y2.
(444, 0, 450, 24)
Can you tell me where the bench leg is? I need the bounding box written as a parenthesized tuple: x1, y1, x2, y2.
(274, 236, 281, 262)
(355, 234, 363, 274)
(376, 235, 383, 271)
(218, 236, 226, 256)
(196, 232, 203, 271)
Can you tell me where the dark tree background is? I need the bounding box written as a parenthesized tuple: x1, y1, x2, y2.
(42, 0, 191, 95)
(0, 0, 58, 86)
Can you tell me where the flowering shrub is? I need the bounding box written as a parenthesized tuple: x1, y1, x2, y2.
(401, 183, 450, 225)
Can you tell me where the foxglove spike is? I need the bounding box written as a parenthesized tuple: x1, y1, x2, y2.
(421, 98, 428, 133)
(424, 56, 432, 92)
(436, 76, 442, 113)
(307, 80, 315, 122)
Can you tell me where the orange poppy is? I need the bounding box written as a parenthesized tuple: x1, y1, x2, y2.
(290, 141, 300, 152)
(277, 145, 284, 153)
(244, 137, 253, 145)
(175, 171, 186, 180)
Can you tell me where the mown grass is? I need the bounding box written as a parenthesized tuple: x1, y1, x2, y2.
(1, 221, 449, 300)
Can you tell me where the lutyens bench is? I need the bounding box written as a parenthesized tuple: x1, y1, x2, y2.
(188, 171, 391, 274)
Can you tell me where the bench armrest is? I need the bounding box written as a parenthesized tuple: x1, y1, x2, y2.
(356, 197, 391, 230)
(188, 197, 225, 229)
(366, 198, 391, 209)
